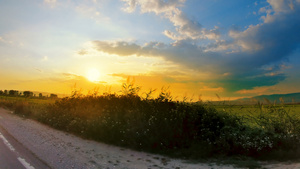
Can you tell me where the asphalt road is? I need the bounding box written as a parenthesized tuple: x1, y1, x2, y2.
(0, 133, 26, 169)
(0, 114, 50, 169)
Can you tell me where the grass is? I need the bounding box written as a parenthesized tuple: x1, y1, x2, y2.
(0, 96, 56, 117)
(0, 82, 300, 168)
(214, 103, 300, 127)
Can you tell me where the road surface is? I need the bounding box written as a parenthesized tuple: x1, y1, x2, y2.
(0, 118, 50, 169)
(0, 131, 27, 169)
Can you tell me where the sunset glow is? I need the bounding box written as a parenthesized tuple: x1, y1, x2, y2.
(0, 0, 299, 100)
(86, 68, 101, 83)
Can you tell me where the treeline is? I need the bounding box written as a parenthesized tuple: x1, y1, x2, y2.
(0, 90, 58, 99)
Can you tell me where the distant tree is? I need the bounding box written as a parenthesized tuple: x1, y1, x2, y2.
(9, 90, 14, 96)
(0, 90, 3, 95)
(50, 94, 58, 99)
(23, 91, 33, 97)
(39, 93, 43, 98)
(4, 90, 8, 95)
(9, 90, 19, 96)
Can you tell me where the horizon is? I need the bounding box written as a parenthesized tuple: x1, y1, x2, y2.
(1, 0, 300, 101)
(1, 87, 300, 103)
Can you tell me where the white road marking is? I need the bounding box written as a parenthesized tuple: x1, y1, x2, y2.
(18, 157, 35, 169)
(0, 132, 35, 169)
(0, 132, 15, 152)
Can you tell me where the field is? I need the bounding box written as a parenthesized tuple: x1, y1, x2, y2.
(214, 104, 300, 127)
(1, 84, 300, 168)
(0, 95, 56, 104)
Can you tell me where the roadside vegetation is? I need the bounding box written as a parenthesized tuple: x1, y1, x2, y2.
(1, 79, 300, 168)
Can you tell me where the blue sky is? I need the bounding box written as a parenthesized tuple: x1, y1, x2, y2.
(0, 0, 299, 100)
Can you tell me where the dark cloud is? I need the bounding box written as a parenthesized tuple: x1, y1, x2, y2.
(93, 41, 141, 56)
(221, 74, 286, 92)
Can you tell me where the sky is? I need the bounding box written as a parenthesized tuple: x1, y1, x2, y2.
(0, 0, 300, 100)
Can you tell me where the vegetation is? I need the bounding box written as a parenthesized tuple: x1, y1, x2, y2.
(0, 80, 300, 167)
(0, 89, 58, 99)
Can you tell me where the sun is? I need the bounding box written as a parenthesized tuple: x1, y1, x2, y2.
(86, 68, 101, 82)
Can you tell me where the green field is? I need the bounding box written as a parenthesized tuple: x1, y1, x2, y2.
(0, 95, 56, 104)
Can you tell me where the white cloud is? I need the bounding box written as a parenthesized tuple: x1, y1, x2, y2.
(121, 0, 219, 41)
(42, 0, 110, 23)
(0, 36, 16, 45)
(75, 5, 110, 23)
(42, 56, 48, 62)
(267, 0, 294, 13)
(260, 0, 299, 22)
(121, 0, 137, 13)
(122, 0, 185, 14)
(44, 0, 57, 8)
(44, 0, 56, 3)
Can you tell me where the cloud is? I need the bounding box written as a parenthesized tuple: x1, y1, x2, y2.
(122, 0, 185, 14)
(62, 73, 83, 81)
(199, 86, 224, 92)
(0, 36, 13, 45)
(77, 49, 88, 56)
(41, 56, 48, 62)
(93, 41, 142, 56)
(42, 0, 110, 23)
(267, 0, 295, 13)
(260, 0, 298, 22)
(236, 86, 278, 95)
(121, 0, 220, 41)
(221, 74, 286, 92)
(44, 0, 56, 4)
(44, 0, 57, 8)
(34, 68, 42, 72)
(93, 0, 300, 92)
(228, 3, 300, 66)
(75, 4, 110, 23)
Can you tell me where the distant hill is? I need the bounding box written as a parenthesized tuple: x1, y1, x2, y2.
(235, 92, 300, 104)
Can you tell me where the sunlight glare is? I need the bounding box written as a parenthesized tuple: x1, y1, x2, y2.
(86, 68, 101, 82)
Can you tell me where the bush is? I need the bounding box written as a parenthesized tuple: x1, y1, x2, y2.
(1, 85, 299, 160)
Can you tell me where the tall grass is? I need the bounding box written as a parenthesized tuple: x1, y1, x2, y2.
(0, 83, 300, 161)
